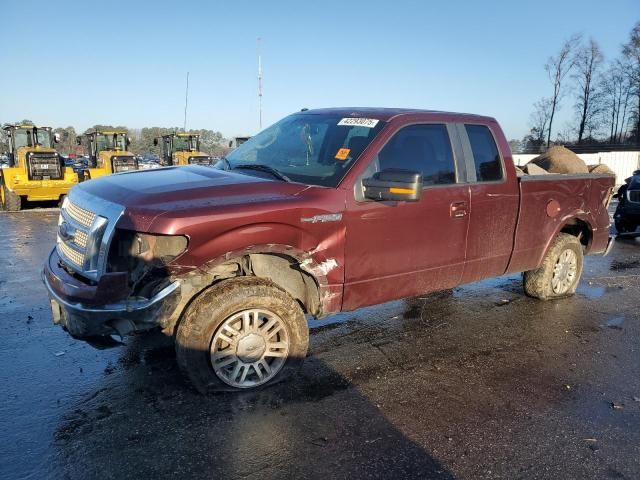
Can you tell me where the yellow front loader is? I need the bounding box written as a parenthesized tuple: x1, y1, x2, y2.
(0, 124, 77, 211)
(77, 130, 139, 180)
(154, 133, 213, 166)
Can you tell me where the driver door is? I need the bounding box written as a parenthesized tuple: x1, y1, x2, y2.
(343, 123, 470, 310)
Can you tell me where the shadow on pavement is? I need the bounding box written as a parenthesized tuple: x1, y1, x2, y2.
(53, 327, 455, 480)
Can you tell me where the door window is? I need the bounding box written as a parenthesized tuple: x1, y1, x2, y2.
(465, 124, 503, 182)
(375, 124, 456, 186)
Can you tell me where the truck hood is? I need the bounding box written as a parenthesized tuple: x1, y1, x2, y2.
(75, 166, 310, 231)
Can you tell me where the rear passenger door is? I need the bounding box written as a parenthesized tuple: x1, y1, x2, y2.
(343, 123, 470, 310)
(458, 123, 519, 283)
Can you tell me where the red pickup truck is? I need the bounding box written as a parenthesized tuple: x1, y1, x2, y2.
(44, 108, 614, 392)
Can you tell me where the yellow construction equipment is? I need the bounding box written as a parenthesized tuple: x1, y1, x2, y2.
(154, 133, 213, 166)
(77, 130, 139, 180)
(1, 124, 78, 211)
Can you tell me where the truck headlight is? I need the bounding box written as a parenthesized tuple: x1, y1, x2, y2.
(107, 230, 188, 273)
(131, 233, 188, 265)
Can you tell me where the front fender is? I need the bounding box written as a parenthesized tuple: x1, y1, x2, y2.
(178, 222, 345, 284)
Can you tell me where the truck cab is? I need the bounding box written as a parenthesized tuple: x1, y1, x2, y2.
(154, 133, 212, 166)
(0, 124, 78, 211)
(77, 130, 139, 180)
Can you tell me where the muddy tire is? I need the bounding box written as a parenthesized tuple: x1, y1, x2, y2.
(523, 233, 583, 300)
(1, 183, 22, 211)
(175, 276, 309, 393)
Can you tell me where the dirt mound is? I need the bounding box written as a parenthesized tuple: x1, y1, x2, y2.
(528, 146, 589, 174)
(588, 164, 614, 175)
(522, 163, 549, 175)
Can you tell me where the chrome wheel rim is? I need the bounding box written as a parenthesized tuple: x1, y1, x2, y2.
(210, 309, 289, 388)
(551, 249, 578, 294)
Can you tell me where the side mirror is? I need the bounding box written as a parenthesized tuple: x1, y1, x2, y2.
(228, 140, 233, 148)
(53, 133, 61, 144)
(75, 137, 82, 146)
(153, 138, 158, 146)
(126, 137, 132, 148)
(363, 169, 423, 202)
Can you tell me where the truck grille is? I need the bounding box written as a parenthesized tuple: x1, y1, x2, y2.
(628, 190, 640, 203)
(66, 201, 96, 228)
(58, 239, 85, 267)
(56, 199, 101, 272)
(28, 153, 63, 180)
(111, 156, 139, 173)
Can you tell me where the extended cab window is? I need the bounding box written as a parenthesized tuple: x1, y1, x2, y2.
(376, 124, 456, 185)
(465, 124, 502, 182)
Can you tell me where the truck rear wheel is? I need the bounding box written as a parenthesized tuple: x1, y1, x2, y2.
(175, 277, 309, 393)
(523, 233, 583, 300)
(1, 183, 22, 211)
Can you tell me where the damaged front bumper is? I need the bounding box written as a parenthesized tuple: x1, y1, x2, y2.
(43, 249, 181, 340)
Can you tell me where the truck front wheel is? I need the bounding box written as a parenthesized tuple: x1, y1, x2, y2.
(175, 277, 309, 393)
(1, 183, 22, 211)
(523, 233, 583, 300)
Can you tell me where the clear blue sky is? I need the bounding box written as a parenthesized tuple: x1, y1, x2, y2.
(1, 0, 637, 140)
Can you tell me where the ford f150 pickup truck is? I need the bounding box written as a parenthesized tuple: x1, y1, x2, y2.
(43, 108, 615, 392)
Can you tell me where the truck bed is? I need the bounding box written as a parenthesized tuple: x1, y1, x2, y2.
(506, 173, 615, 274)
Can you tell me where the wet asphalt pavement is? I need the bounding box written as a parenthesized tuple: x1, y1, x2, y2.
(1, 207, 639, 480)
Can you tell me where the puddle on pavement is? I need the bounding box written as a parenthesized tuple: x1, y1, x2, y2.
(576, 284, 623, 299)
(606, 316, 624, 330)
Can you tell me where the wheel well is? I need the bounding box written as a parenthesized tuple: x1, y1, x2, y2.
(247, 253, 321, 315)
(560, 218, 592, 247)
(178, 253, 321, 317)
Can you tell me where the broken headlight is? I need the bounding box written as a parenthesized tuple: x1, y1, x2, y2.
(107, 230, 188, 273)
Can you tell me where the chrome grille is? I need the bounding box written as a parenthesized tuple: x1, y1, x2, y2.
(56, 199, 97, 272)
(628, 190, 640, 203)
(28, 154, 62, 180)
(55, 190, 121, 281)
(58, 239, 85, 267)
(66, 201, 96, 228)
(73, 230, 88, 248)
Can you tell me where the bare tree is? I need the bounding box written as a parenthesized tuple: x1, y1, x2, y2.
(529, 97, 552, 143)
(544, 34, 581, 147)
(573, 38, 604, 143)
(622, 21, 640, 143)
(601, 60, 633, 143)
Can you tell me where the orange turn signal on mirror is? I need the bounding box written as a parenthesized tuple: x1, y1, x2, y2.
(389, 187, 416, 194)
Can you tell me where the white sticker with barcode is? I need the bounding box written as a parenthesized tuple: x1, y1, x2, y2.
(338, 117, 380, 128)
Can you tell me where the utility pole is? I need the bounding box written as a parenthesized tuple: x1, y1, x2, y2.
(183, 71, 189, 132)
(257, 38, 263, 130)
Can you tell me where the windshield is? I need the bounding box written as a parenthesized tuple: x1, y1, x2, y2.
(13, 128, 53, 149)
(223, 113, 385, 187)
(173, 135, 198, 151)
(96, 133, 127, 152)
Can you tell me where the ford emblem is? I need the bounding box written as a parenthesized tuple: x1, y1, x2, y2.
(58, 222, 76, 241)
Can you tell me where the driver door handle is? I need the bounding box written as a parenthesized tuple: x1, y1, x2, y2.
(450, 201, 468, 218)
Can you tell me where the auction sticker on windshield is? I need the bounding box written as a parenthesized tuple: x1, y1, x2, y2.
(338, 118, 380, 128)
(335, 148, 351, 160)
